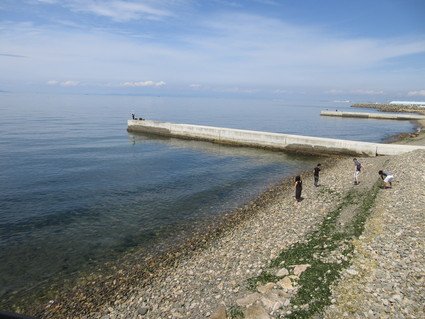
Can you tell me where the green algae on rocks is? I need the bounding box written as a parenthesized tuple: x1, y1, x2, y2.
(246, 181, 381, 318)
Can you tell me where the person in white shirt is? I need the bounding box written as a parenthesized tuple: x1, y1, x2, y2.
(378, 170, 394, 189)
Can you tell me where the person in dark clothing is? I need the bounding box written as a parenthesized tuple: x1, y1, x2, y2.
(295, 175, 302, 202)
(314, 163, 321, 187)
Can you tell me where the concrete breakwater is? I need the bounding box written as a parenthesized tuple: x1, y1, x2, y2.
(320, 110, 425, 120)
(127, 119, 425, 157)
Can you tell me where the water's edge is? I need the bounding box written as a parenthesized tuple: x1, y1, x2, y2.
(2, 154, 339, 316)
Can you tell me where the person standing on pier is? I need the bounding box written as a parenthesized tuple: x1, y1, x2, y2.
(314, 163, 321, 187)
(295, 175, 303, 202)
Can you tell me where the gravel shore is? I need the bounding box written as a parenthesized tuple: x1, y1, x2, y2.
(324, 150, 425, 319)
(64, 130, 420, 319)
(32, 120, 424, 319)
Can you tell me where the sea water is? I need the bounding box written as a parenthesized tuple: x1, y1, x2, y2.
(0, 93, 416, 302)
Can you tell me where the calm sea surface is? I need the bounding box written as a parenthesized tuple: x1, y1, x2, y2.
(0, 93, 416, 302)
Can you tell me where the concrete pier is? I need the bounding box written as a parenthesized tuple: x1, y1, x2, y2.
(321, 110, 425, 120)
(320, 110, 425, 120)
(128, 120, 425, 157)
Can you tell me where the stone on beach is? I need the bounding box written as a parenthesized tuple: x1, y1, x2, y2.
(292, 264, 311, 276)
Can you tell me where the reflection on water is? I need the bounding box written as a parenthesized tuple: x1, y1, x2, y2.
(1, 129, 321, 303)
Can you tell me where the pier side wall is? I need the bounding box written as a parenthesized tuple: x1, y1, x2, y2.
(127, 120, 425, 157)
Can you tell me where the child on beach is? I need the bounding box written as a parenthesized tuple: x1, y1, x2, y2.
(294, 175, 302, 202)
(314, 163, 321, 187)
(353, 158, 365, 185)
(378, 170, 394, 189)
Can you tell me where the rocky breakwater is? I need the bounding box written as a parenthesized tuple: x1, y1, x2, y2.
(352, 103, 425, 114)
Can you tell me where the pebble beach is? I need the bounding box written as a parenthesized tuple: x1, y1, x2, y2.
(31, 116, 425, 319)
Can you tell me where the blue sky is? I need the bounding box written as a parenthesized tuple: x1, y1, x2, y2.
(1, 0, 425, 100)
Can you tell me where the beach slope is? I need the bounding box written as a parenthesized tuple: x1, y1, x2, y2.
(80, 136, 423, 319)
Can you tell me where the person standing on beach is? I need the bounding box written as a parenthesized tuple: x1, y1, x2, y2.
(314, 163, 321, 187)
(353, 158, 365, 185)
(295, 175, 302, 202)
(378, 170, 394, 189)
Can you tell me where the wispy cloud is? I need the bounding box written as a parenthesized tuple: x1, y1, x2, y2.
(47, 80, 80, 86)
(64, 0, 174, 22)
(61, 80, 80, 86)
(0, 53, 26, 58)
(327, 89, 384, 95)
(32, 0, 59, 3)
(350, 89, 384, 95)
(2, 2, 425, 96)
(196, 13, 425, 70)
(119, 81, 166, 87)
(408, 90, 425, 96)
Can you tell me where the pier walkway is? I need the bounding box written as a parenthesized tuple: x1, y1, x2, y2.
(320, 110, 425, 120)
(127, 120, 425, 157)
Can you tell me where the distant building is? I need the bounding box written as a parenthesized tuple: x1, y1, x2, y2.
(390, 101, 425, 106)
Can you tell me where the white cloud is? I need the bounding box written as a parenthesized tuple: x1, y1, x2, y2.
(1, 8, 425, 94)
(327, 89, 384, 95)
(189, 84, 201, 88)
(46, 80, 80, 86)
(33, 0, 59, 3)
(119, 81, 166, 87)
(67, 0, 173, 22)
(61, 80, 80, 86)
(327, 89, 344, 94)
(350, 89, 384, 95)
(212, 86, 258, 94)
(273, 89, 294, 94)
(407, 90, 425, 96)
(198, 13, 425, 71)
